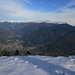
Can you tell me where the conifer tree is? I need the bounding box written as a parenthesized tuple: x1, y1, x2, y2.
(26, 51, 31, 55)
(15, 50, 19, 55)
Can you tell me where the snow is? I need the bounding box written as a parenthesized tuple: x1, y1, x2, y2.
(0, 56, 75, 75)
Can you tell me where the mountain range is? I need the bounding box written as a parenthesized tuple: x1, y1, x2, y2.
(0, 21, 75, 56)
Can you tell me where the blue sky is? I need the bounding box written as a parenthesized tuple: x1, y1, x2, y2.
(24, 0, 71, 12)
(0, 0, 75, 25)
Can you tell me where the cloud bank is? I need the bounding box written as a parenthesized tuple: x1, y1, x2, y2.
(0, 0, 75, 25)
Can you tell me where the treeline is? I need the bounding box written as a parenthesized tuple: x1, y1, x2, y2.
(0, 49, 75, 57)
(0, 50, 31, 56)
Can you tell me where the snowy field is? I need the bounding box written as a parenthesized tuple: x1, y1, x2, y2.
(0, 56, 75, 75)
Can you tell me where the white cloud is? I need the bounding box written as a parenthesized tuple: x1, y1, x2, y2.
(23, 0, 32, 4)
(63, 0, 75, 9)
(0, 0, 75, 25)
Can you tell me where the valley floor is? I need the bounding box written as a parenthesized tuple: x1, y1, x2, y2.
(0, 55, 75, 75)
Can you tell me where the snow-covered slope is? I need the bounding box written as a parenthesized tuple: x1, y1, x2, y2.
(0, 56, 75, 75)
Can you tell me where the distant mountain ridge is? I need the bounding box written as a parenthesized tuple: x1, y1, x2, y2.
(0, 21, 75, 56)
(22, 23, 75, 45)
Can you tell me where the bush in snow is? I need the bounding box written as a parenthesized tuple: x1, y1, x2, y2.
(1, 50, 10, 56)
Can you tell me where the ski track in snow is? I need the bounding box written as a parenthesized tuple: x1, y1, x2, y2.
(0, 56, 75, 75)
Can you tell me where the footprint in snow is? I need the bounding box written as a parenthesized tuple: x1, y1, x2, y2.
(34, 65, 40, 68)
(15, 58, 19, 60)
(25, 61, 29, 63)
(55, 70, 65, 74)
